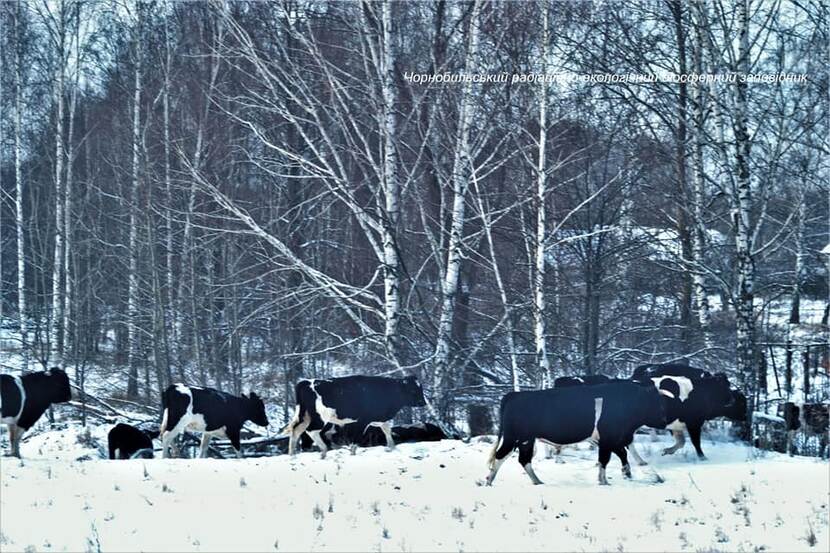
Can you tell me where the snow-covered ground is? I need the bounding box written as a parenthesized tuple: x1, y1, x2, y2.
(1, 429, 828, 552)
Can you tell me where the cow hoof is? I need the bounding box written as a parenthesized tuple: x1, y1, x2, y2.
(598, 480, 610, 486)
(661, 449, 674, 456)
(637, 460, 649, 466)
(697, 454, 707, 461)
(554, 457, 565, 464)
(622, 465, 632, 478)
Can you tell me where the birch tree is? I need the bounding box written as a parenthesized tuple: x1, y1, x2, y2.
(534, 0, 551, 387)
(432, 0, 482, 410)
(14, 0, 27, 372)
(127, 1, 143, 397)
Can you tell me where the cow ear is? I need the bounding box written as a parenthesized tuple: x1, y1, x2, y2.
(249, 392, 259, 400)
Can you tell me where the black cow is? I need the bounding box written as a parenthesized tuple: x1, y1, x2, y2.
(108, 423, 159, 459)
(159, 384, 269, 459)
(486, 381, 669, 486)
(629, 364, 747, 460)
(284, 375, 427, 458)
(324, 421, 448, 449)
(781, 402, 830, 457)
(554, 375, 613, 387)
(1, 368, 71, 458)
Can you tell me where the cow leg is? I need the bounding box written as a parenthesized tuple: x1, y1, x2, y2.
(786, 429, 797, 456)
(199, 433, 212, 458)
(10, 425, 22, 459)
(161, 423, 185, 459)
(518, 441, 543, 485)
(662, 430, 685, 456)
(289, 418, 311, 456)
(627, 440, 648, 466)
(614, 446, 631, 478)
(6, 425, 17, 457)
(686, 423, 706, 460)
(597, 446, 612, 485)
(225, 428, 242, 459)
(377, 421, 395, 450)
(308, 430, 329, 459)
(485, 438, 515, 486)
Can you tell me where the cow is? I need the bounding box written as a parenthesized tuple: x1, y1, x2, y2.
(284, 375, 427, 458)
(551, 375, 660, 465)
(485, 381, 670, 486)
(629, 364, 747, 460)
(159, 384, 269, 459)
(108, 423, 159, 460)
(781, 402, 830, 458)
(1, 368, 72, 458)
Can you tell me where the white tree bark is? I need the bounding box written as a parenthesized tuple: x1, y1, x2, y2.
(50, 0, 67, 368)
(127, 5, 142, 397)
(163, 2, 178, 376)
(14, 0, 28, 372)
(691, 1, 712, 347)
(535, 0, 552, 387)
(432, 0, 482, 407)
(733, 0, 755, 390)
(379, 0, 402, 367)
(62, 8, 81, 361)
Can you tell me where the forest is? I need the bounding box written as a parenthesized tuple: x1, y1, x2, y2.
(0, 0, 827, 434)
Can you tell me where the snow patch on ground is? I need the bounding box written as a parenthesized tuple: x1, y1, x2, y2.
(1, 431, 828, 552)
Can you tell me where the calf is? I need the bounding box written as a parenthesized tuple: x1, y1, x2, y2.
(781, 402, 830, 457)
(284, 375, 427, 458)
(108, 423, 159, 459)
(486, 381, 669, 486)
(1, 368, 71, 457)
(326, 421, 448, 449)
(159, 384, 269, 458)
(630, 364, 747, 460)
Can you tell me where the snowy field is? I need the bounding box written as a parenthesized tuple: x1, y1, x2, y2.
(1, 430, 828, 552)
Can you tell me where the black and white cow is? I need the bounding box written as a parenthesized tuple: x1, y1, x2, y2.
(781, 401, 830, 458)
(284, 375, 427, 458)
(108, 423, 159, 460)
(1, 368, 72, 457)
(486, 381, 669, 486)
(159, 384, 269, 459)
(629, 364, 747, 460)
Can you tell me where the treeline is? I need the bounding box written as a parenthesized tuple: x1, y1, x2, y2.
(0, 0, 826, 431)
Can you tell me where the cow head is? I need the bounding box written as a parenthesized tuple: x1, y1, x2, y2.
(640, 385, 670, 428)
(401, 376, 427, 407)
(245, 392, 269, 427)
(43, 367, 72, 403)
(721, 388, 748, 421)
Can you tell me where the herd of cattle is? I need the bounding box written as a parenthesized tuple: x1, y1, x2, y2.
(1, 364, 828, 485)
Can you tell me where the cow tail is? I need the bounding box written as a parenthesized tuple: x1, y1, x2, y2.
(280, 381, 307, 436)
(487, 394, 509, 469)
(159, 387, 170, 436)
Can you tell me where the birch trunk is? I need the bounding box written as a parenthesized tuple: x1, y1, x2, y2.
(691, 0, 712, 347)
(535, 0, 551, 387)
(14, 2, 28, 372)
(50, 0, 66, 368)
(163, 2, 179, 380)
(432, 0, 481, 411)
(62, 14, 81, 363)
(127, 6, 142, 398)
(733, 0, 756, 395)
(380, 0, 402, 368)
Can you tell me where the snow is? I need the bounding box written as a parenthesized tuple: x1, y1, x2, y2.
(1, 429, 828, 552)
